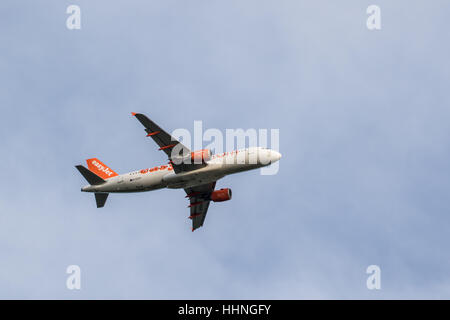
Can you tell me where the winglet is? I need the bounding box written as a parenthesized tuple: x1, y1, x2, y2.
(131, 112, 137, 116)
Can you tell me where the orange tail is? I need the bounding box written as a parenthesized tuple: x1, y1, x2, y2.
(86, 158, 118, 179)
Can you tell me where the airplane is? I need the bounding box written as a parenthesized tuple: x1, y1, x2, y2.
(75, 113, 282, 231)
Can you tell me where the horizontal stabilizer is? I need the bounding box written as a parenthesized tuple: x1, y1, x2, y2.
(95, 193, 109, 208)
(75, 165, 105, 185)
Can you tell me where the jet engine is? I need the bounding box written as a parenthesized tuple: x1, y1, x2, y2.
(210, 188, 232, 202)
(191, 149, 211, 162)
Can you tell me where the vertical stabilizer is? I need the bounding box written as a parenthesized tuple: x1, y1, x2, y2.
(86, 158, 118, 179)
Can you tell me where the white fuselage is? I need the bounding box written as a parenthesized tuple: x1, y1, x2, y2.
(82, 147, 281, 193)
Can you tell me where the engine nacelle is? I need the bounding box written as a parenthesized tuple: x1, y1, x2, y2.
(191, 149, 211, 162)
(210, 188, 232, 202)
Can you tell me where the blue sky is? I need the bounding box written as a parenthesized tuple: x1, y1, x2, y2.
(1, 0, 449, 299)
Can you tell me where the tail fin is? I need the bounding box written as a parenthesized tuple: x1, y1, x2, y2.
(86, 158, 118, 179)
(95, 193, 109, 208)
(75, 165, 105, 185)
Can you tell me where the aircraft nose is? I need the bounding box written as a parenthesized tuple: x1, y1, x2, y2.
(272, 151, 282, 162)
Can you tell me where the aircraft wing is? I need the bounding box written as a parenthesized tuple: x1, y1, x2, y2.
(132, 113, 206, 173)
(185, 182, 216, 231)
